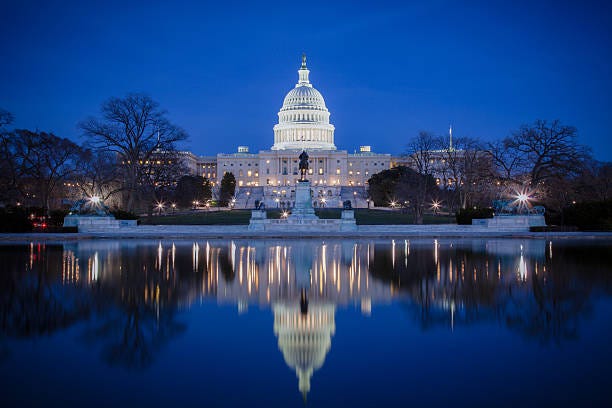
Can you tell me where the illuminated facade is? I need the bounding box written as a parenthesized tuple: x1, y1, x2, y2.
(193, 56, 392, 208)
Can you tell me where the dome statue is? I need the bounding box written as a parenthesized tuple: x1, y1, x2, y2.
(272, 55, 336, 151)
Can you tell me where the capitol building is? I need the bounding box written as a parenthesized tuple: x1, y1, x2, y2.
(188, 55, 393, 208)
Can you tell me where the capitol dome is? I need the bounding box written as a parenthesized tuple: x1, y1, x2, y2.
(272, 55, 336, 151)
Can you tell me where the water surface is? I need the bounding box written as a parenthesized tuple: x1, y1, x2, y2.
(0, 238, 611, 407)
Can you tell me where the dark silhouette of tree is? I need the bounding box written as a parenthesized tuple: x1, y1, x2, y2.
(80, 94, 188, 212)
(438, 136, 493, 210)
(404, 132, 442, 223)
(219, 172, 236, 207)
(11, 130, 83, 213)
(0, 245, 92, 339)
(72, 149, 123, 204)
(368, 166, 437, 223)
(0, 109, 19, 204)
(174, 175, 212, 208)
(506, 120, 590, 185)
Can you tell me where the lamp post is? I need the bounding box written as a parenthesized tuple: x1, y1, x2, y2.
(156, 202, 164, 215)
(171, 203, 176, 214)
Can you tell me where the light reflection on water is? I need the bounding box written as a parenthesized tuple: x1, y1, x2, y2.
(0, 238, 611, 406)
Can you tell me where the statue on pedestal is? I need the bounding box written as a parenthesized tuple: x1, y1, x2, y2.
(299, 150, 309, 181)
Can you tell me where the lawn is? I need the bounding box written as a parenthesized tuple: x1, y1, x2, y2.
(141, 209, 455, 225)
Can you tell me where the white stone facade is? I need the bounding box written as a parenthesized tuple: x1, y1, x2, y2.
(193, 56, 392, 208)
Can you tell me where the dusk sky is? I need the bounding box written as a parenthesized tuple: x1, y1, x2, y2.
(2, 0, 611, 160)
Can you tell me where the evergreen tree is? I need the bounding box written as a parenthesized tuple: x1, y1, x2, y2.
(219, 172, 236, 207)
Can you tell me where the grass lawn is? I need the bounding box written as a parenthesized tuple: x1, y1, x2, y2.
(141, 209, 455, 225)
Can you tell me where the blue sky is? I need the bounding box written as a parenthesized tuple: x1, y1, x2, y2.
(1, 0, 611, 160)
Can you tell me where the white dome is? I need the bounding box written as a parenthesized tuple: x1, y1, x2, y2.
(272, 55, 336, 151)
(282, 86, 327, 111)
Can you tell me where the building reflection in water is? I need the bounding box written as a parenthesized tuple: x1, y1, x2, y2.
(4, 238, 609, 396)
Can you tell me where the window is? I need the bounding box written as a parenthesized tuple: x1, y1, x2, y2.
(247, 170, 252, 177)
(318, 168, 323, 175)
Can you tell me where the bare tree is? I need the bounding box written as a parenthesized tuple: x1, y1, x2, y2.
(71, 150, 123, 205)
(12, 130, 83, 213)
(0, 110, 19, 204)
(440, 136, 492, 210)
(404, 131, 441, 223)
(505, 120, 590, 185)
(80, 94, 188, 212)
(138, 150, 189, 214)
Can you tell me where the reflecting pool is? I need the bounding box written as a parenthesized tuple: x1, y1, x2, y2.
(0, 238, 611, 407)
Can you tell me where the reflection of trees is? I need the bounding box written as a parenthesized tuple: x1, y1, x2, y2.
(368, 241, 611, 344)
(0, 241, 237, 369)
(503, 244, 611, 344)
(0, 245, 92, 338)
(83, 244, 197, 369)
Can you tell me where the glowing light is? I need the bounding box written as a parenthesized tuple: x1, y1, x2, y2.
(90, 196, 100, 204)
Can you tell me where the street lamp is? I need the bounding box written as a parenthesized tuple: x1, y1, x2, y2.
(171, 203, 176, 214)
(389, 200, 398, 209)
(431, 200, 441, 215)
(156, 202, 164, 215)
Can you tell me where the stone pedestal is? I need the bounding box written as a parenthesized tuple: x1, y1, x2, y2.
(288, 180, 318, 221)
(472, 215, 546, 231)
(63, 215, 120, 232)
(248, 210, 267, 231)
(340, 210, 357, 231)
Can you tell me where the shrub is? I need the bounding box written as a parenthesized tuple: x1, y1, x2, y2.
(562, 200, 612, 231)
(456, 207, 494, 225)
(49, 209, 69, 227)
(110, 209, 140, 220)
(0, 207, 33, 232)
